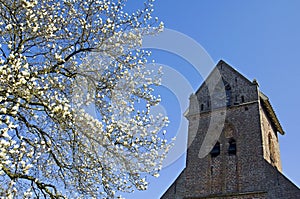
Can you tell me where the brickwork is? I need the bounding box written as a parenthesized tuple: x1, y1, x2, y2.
(185, 191, 267, 199)
(259, 103, 282, 171)
(161, 60, 300, 199)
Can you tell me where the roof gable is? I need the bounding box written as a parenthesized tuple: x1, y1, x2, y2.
(193, 60, 284, 135)
(195, 60, 254, 95)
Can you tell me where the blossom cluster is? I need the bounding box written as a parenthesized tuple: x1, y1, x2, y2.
(0, 0, 170, 198)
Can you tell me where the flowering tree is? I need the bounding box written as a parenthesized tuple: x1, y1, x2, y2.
(0, 0, 171, 198)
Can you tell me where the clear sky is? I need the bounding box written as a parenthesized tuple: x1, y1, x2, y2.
(126, 1, 300, 198)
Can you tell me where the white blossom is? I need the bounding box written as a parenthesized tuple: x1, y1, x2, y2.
(0, 0, 170, 198)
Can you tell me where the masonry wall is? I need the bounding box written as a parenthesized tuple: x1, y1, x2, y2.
(184, 191, 267, 199)
(161, 171, 186, 199)
(263, 160, 300, 199)
(184, 103, 268, 198)
(259, 102, 282, 171)
(196, 64, 259, 113)
(160, 61, 300, 199)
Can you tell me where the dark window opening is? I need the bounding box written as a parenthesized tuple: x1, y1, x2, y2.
(207, 101, 210, 108)
(234, 95, 239, 105)
(245, 107, 248, 111)
(241, 96, 245, 103)
(201, 104, 204, 111)
(224, 83, 231, 107)
(210, 142, 220, 157)
(228, 138, 237, 155)
(226, 89, 231, 106)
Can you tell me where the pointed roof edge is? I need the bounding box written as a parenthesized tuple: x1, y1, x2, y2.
(194, 59, 285, 135)
(195, 60, 255, 94)
(259, 92, 285, 135)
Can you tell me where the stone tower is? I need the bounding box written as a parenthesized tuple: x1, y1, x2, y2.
(161, 60, 300, 199)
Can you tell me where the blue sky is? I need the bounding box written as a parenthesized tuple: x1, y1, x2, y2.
(126, 1, 300, 198)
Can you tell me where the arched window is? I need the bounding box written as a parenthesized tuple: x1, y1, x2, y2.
(225, 83, 231, 106)
(201, 104, 204, 111)
(241, 96, 245, 103)
(268, 134, 275, 163)
(228, 138, 237, 155)
(234, 95, 238, 104)
(210, 141, 220, 157)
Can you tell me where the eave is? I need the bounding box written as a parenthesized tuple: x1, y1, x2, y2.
(259, 92, 285, 135)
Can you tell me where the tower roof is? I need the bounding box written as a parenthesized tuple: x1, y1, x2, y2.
(195, 60, 285, 135)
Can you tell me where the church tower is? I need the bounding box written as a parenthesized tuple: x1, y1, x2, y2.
(161, 60, 300, 199)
